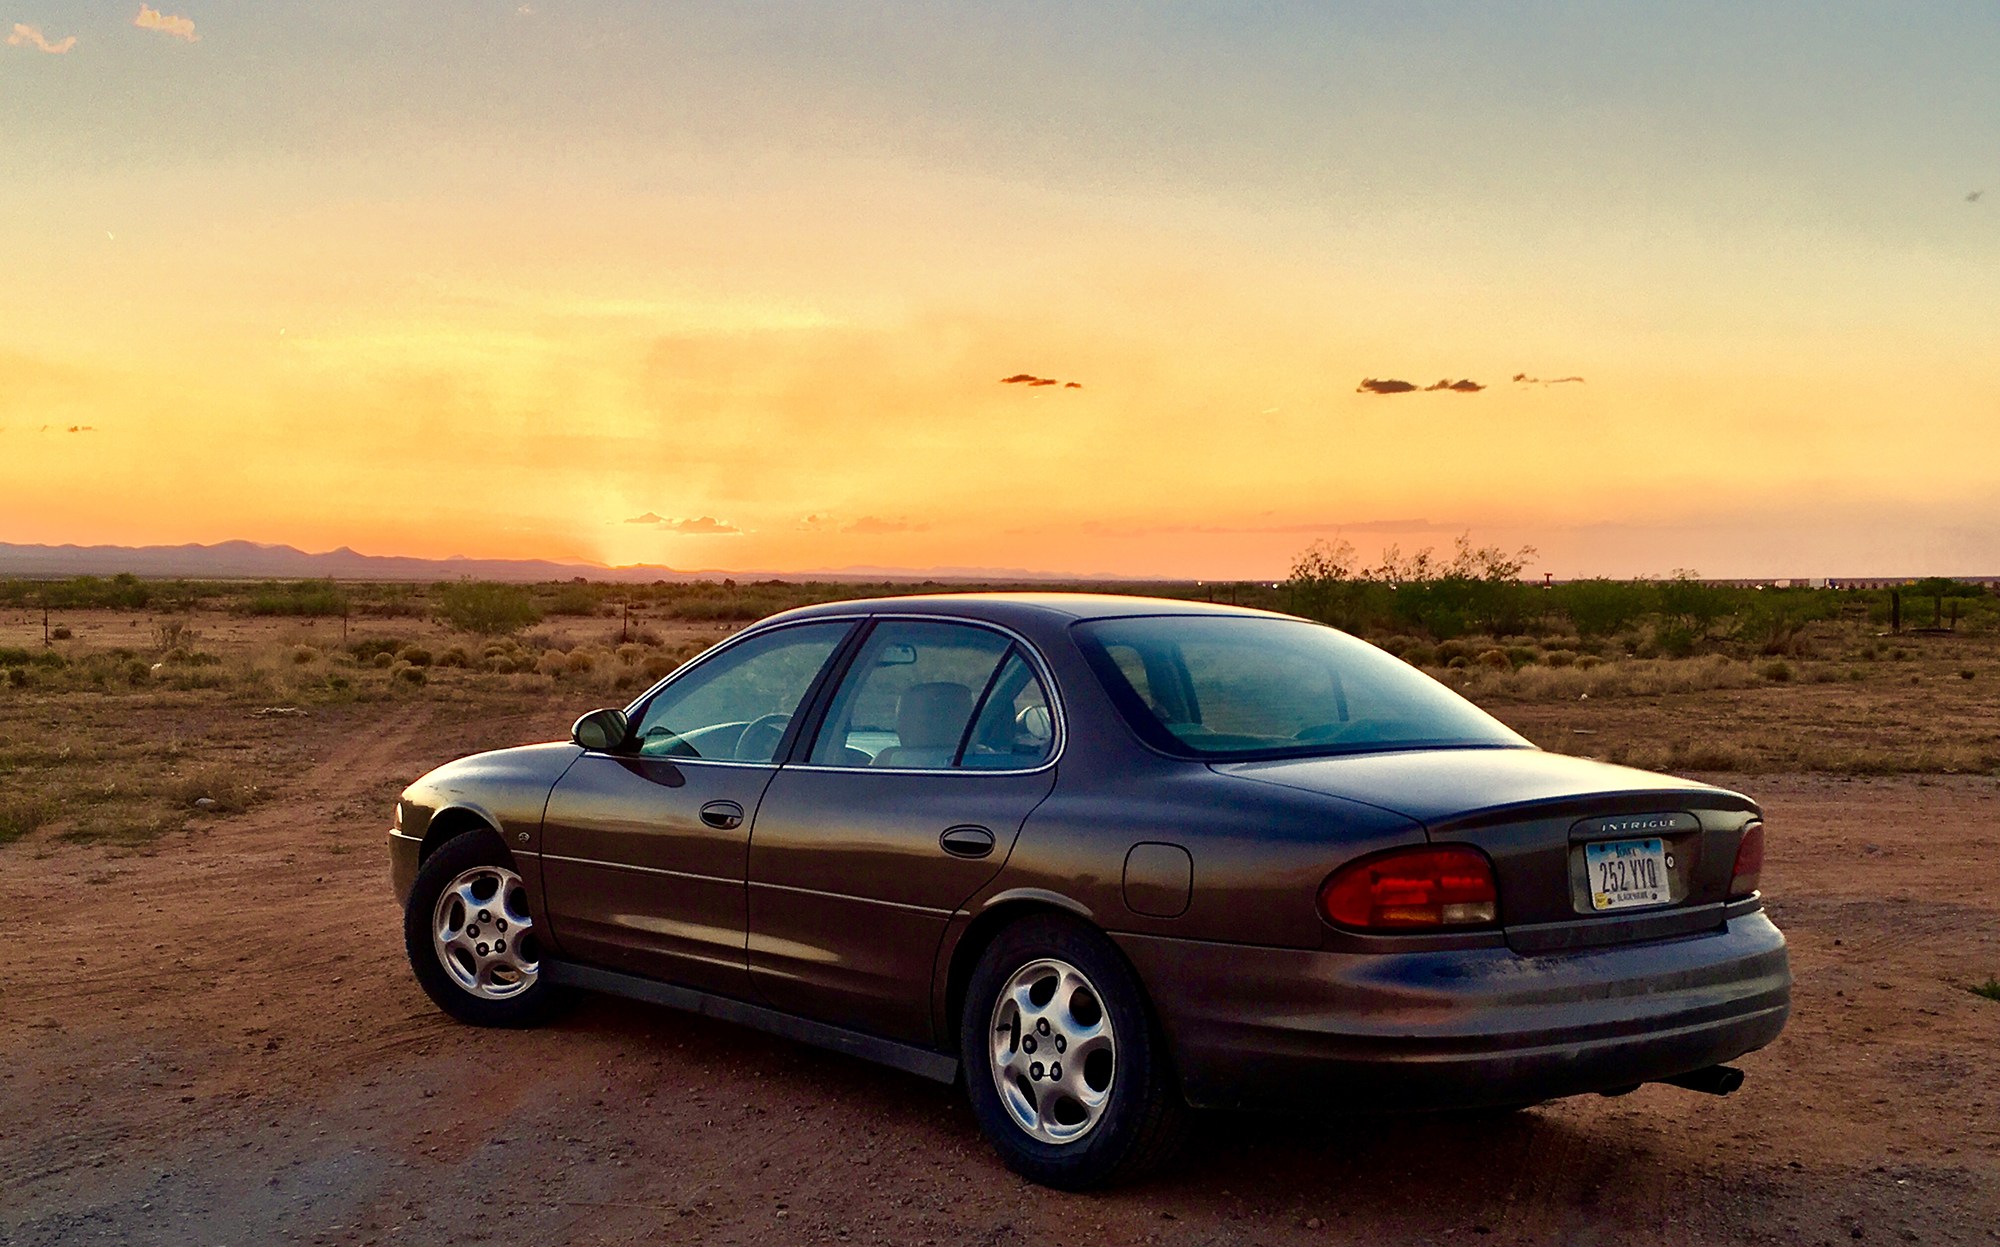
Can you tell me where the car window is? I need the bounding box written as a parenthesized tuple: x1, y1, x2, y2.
(1075, 615, 1527, 759)
(807, 621, 1016, 769)
(957, 651, 1056, 770)
(629, 622, 852, 762)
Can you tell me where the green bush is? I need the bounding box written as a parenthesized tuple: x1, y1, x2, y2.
(436, 582, 542, 635)
(240, 580, 349, 617)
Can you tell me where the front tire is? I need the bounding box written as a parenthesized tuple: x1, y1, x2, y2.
(403, 829, 560, 1027)
(959, 914, 1185, 1189)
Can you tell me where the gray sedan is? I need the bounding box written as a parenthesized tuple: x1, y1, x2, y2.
(389, 594, 1789, 1188)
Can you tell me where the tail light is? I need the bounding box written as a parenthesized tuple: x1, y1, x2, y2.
(1729, 821, 1765, 898)
(1319, 845, 1499, 930)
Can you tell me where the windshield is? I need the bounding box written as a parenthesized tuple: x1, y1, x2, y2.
(1074, 615, 1529, 760)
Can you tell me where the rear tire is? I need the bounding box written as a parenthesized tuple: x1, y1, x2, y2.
(403, 829, 561, 1027)
(959, 914, 1185, 1189)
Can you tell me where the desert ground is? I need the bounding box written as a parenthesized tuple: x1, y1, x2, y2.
(3, 600, 1998, 1245)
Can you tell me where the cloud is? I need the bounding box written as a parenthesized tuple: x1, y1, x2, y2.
(1000, 372, 1083, 389)
(8, 23, 77, 53)
(1511, 373, 1586, 385)
(622, 512, 742, 534)
(666, 516, 740, 535)
(1358, 377, 1486, 394)
(843, 515, 927, 535)
(133, 5, 198, 41)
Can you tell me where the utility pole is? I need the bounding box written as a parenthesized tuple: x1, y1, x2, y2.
(42, 593, 50, 647)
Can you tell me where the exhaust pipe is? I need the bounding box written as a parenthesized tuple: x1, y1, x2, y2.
(1659, 1065, 1745, 1097)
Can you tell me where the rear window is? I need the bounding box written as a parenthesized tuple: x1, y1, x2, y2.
(1074, 615, 1528, 759)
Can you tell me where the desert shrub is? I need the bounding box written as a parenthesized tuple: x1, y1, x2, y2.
(641, 653, 680, 680)
(564, 649, 597, 674)
(437, 646, 472, 669)
(33, 573, 152, 610)
(240, 579, 349, 617)
(615, 643, 646, 664)
(0, 646, 65, 670)
(1504, 646, 1540, 668)
(1759, 659, 1793, 682)
(124, 658, 152, 685)
(1555, 579, 1652, 640)
(0, 797, 57, 845)
(436, 582, 542, 636)
(1545, 649, 1577, 668)
(397, 645, 434, 668)
(5, 667, 27, 688)
(1474, 648, 1510, 670)
(391, 663, 427, 687)
(1962, 668, 1978, 680)
(536, 649, 568, 676)
(49, 625, 73, 640)
(1446, 655, 1471, 670)
(1575, 655, 1605, 669)
(372, 652, 395, 669)
(163, 765, 260, 815)
(1435, 639, 1474, 663)
(347, 637, 408, 661)
(288, 645, 319, 665)
(543, 583, 604, 617)
(1398, 642, 1436, 666)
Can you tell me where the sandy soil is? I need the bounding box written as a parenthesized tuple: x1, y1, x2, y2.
(2, 701, 1998, 1246)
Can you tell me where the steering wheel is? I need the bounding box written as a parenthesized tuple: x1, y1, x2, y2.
(734, 712, 793, 762)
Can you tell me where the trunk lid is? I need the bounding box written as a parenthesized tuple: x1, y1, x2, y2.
(1216, 747, 1762, 951)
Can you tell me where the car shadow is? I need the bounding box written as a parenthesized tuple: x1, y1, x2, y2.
(542, 992, 1669, 1220)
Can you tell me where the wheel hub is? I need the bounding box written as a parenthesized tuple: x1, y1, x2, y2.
(988, 958, 1117, 1145)
(432, 863, 539, 1000)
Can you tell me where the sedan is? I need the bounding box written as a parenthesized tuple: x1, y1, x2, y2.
(389, 594, 1790, 1189)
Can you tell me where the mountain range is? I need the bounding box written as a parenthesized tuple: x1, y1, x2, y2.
(0, 540, 1106, 584)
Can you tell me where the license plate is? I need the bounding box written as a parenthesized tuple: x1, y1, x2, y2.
(1585, 838, 1670, 911)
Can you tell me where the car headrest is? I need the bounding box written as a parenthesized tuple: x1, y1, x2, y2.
(896, 682, 974, 750)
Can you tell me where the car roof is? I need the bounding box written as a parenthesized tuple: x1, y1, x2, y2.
(763, 591, 1300, 627)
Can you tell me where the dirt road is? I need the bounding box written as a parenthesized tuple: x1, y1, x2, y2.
(3, 702, 1997, 1245)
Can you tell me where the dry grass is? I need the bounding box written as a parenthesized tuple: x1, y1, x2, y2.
(2, 605, 1996, 851)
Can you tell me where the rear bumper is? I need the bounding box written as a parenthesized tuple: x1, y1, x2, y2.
(1116, 911, 1791, 1112)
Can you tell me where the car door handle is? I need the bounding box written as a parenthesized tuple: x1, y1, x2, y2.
(699, 800, 745, 830)
(939, 825, 996, 859)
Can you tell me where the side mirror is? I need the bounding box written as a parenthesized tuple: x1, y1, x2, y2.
(571, 707, 630, 752)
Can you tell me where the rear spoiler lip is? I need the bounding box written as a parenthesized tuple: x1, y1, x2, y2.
(1423, 787, 1760, 838)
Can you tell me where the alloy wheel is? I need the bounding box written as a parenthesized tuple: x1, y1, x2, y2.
(988, 958, 1118, 1144)
(431, 863, 540, 1000)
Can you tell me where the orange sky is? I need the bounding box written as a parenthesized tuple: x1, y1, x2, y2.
(4, 4, 1999, 578)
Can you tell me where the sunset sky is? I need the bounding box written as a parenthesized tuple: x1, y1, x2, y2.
(4, 3, 1998, 579)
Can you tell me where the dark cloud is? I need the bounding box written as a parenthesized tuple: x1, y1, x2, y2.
(1969, 191, 1983, 203)
(1356, 378, 1418, 394)
(1000, 372, 1083, 389)
(843, 515, 928, 535)
(623, 511, 666, 525)
(1511, 373, 1586, 385)
(1423, 379, 1484, 392)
